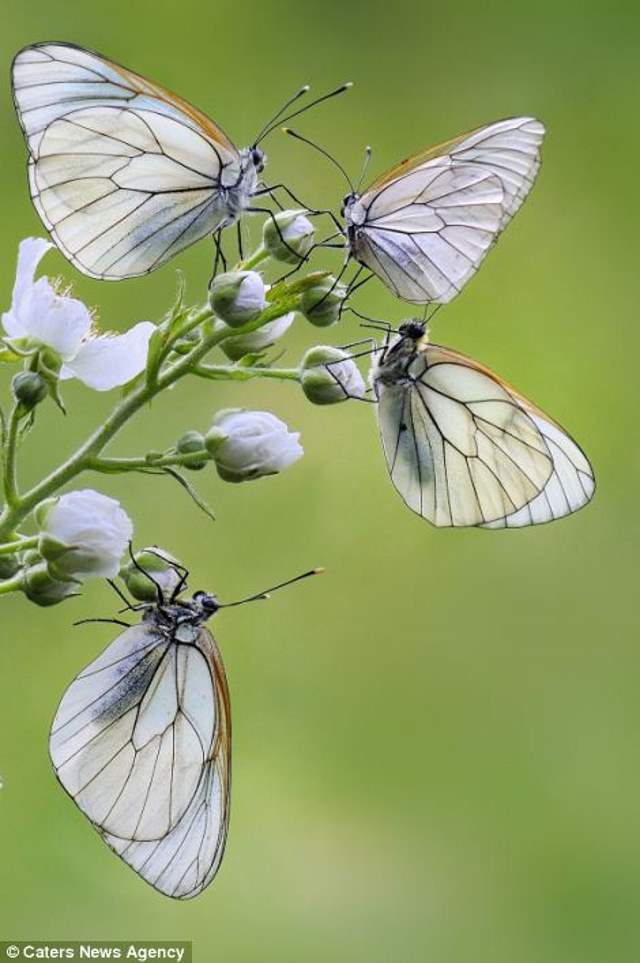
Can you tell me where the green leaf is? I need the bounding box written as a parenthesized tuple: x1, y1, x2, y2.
(162, 467, 216, 522)
(0, 347, 21, 364)
(236, 351, 268, 367)
(37, 365, 66, 414)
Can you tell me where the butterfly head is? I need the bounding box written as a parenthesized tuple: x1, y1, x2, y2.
(399, 320, 427, 342)
(341, 191, 358, 217)
(249, 146, 266, 174)
(190, 590, 220, 621)
(241, 146, 266, 175)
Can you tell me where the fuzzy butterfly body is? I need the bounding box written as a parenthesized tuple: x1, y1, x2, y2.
(371, 322, 595, 527)
(49, 590, 231, 899)
(344, 117, 545, 304)
(12, 42, 265, 279)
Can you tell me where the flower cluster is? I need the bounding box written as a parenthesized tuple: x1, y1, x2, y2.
(0, 206, 365, 605)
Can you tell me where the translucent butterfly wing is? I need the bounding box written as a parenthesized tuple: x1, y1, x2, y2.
(480, 401, 595, 528)
(12, 43, 241, 279)
(375, 342, 594, 527)
(350, 117, 545, 304)
(50, 621, 231, 897)
(102, 627, 231, 899)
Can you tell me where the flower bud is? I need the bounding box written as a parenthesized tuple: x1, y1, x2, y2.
(23, 562, 79, 607)
(12, 371, 48, 409)
(300, 277, 347, 327)
(37, 489, 133, 580)
(120, 546, 183, 603)
(205, 408, 303, 483)
(208, 271, 266, 326)
(0, 554, 21, 580)
(300, 346, 366, 405)
(262, 210, 314, 264)
(220, 311, 295, 361)
(176, 430, 208, 471)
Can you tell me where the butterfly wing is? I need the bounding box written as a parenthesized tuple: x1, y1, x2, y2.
(375, 342, 594, 527)
(50, 620, 231, 897)
(350, 117, 545, 304)
(101, 626, 231, 899)
(479, 404, 596, 528)
(12, 43, 241, 279)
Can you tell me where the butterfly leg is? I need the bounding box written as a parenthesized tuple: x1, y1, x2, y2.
(74, 617, 133, 628)
(300, 256, 352, 315)
(322, 353, 378, 404)
(142, 547, 191, 603)
(127, 543, 165, 609)
(256, 182, 286, 211)
(236, 220, 244, 262)
(106, 578, 137, 612)
(247, 206, 305, 262)
(209, 230, 227, 287)
(255, 183, 345, 236)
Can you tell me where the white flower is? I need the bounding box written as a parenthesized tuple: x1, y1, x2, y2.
(2, 238, 154, 390)
(263, 210, 315, 264)
(205, 409, 303, 483)
(300, 346, 366, 405)
(221, 311, 295, 361)
(59, 324, 155, 391)
(37, 489, 133, 579)
(209, 270, 267, 326)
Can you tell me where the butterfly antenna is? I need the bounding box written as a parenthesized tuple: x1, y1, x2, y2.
(355, 145, 373, 192)
(283, 127, 354, 190)
(256, 82, 352, 145)
(253, 84, 311, 147)
(359, 321, 400, 335)
(218, 567, 324, 608)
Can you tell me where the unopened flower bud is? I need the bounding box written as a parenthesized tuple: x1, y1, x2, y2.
(300, 277, 347, 327)
(205, 408, 303, 483)
(120, 546, 183, 603)
(220, 312, 295, 361)
(263, 210, 314, 264)
(21, 549, 41, 567)
(176, 431, 208, 470)
(0, 554, 21, 579)
(23, 562, 79, 607)
(300, 346, 366, 405)
(12, 371, 47, 409)
(37, 489, 133, 580)
(208, 271, 266, 326)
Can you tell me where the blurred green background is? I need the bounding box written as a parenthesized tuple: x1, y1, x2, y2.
(1, 0, 639, 960)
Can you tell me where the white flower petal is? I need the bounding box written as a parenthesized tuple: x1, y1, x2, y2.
(26, 282, 92, 359)
(2, 237, 53, 339)
(62, 322, 155, 390)
(221, 312, 295, 361)
(2, 236, 91, 357)
(41, 489, 133, 580)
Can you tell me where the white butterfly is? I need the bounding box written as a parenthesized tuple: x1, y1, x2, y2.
(50, 586, 230, 898)
(342, 117, 545, 304)
(49, 562, 320, 897)
(12, 42, 345, 280)
(371, 321, 595, 527)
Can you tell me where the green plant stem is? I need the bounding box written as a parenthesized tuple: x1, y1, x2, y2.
(239, 245, 270, 271)
(0, 535, 38, 555)
(0, 573, 24, 595)
(87, 452, 208, 474)
(193, 364, 301, 382)
(2, 403, 22, 510)
(0, 296, 297, 542)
